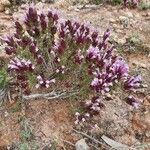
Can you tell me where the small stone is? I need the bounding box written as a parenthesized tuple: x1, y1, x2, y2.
(115, 38, 126, 44)
(109, 18, 116, 23)
(75, 139, 89, 150)
(4, 111, 9, 117)
(119, 16, 129, 28)
(147, 12, 150, 16)
(116, 29, 124, 33)
(112, 23, 119, 28)
(68, 6, 74, 11)
(142, 84, 148, 88)
(55, 0, 70, 9)
(5, 8, 11, 15)
(1, 0, 11, 6)
(125, 11, 134, 18)
(20, 4, 27, 10)
(135, 13, 140, 18)
(74, 8, 80, 12)
(36, 2, 43, 8)
(145, 131, 150, 138)
(119, 16, 127, 21)
(146, 95, 150, 101)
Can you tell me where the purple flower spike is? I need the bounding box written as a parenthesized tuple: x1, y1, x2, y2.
(126, 96, 140, 109)
(47, 11, 53, 18)
(131, 0, 139, 7)
(4, 36, 16, 47)
(124, 75, 142, 91)
(123, 0, 128, 7)
(39, 13, 47, 32)
(86, 46, 100, 61)
(5, 47, 16, 55)
(74, 50, 84, 64)
(85, 96, 104, 116)
(37, 55, 44, 64)
(28, 6, 38, 23)
(111, 58, 129, 80)
(103, 29, 110, 42)
(54, 39, 66, 55)
(47, 10, 59, 23)
(29, 43, 37, 55)
(8, 57, 35, 73)
(24, 6, 38, 28)
(36, 75, 55, 89)
(56, 65, 66, 74)
(15, 21, 23, 34)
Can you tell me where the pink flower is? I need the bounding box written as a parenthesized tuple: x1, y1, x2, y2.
(124, 75, 142, 91)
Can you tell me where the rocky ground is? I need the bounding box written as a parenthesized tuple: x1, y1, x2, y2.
(0, 1, 150, 150)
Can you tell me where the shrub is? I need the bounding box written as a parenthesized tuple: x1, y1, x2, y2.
(0, 69, 7, 89)
(139, 2, 150, 10)
(111, 0, 122, 5)
(90, 0, 140, 7)
(3, 5, 142, 123)
(91, 0, 103, 5)
(0, 69, 8, 102)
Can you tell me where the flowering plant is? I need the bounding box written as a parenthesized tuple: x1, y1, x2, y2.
(3, 5, 142, 123)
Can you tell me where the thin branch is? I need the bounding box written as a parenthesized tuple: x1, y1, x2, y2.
(62, 139, 75, 147)
(89, 143, 99, 150)
(72, 129, 110, 149)
(23, 90, 79, 100)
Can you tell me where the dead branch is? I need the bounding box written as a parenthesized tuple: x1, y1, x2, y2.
(62, 139, 75, 147)
(72, 129, 110, 149)
(22, 90, 79, 100)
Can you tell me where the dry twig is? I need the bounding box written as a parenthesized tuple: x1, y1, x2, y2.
(72, 129, 110, 149)
(23, 90, 78, 100)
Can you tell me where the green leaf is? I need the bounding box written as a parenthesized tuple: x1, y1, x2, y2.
(0, 69, 7, 89)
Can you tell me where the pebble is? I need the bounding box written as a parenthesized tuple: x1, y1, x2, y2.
(75, 139, 89, 150)
(147, 12, 150, 16)
(114, 36, 126, 44)
(0, 0, 11, 12)
(109, 18, 116, 23)
(20, 4, 27, 10)
(125, 11, 134, 18)
(112, 23, 118, 28)
(5, 8, 11, 15)
(119, 16, 129, 28)
(1, 0, 11, 6)
(119, 16, 128, 21)
(4, 111, 9, 117)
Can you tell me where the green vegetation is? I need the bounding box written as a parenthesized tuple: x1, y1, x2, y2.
(139, 2, 150, 10)
(0, 69, 7, 89)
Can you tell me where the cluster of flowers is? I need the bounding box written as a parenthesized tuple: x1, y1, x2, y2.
(75, 96, 104, 124)
(4, 7, 62, 94)
(8, 57, 35, 72)
(36, 75, 55, 89)
(8, 57, 35, 94)
(3, 6, 142, 123)
(4, 36, 17, 55)
(75, 30, 142, 124)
